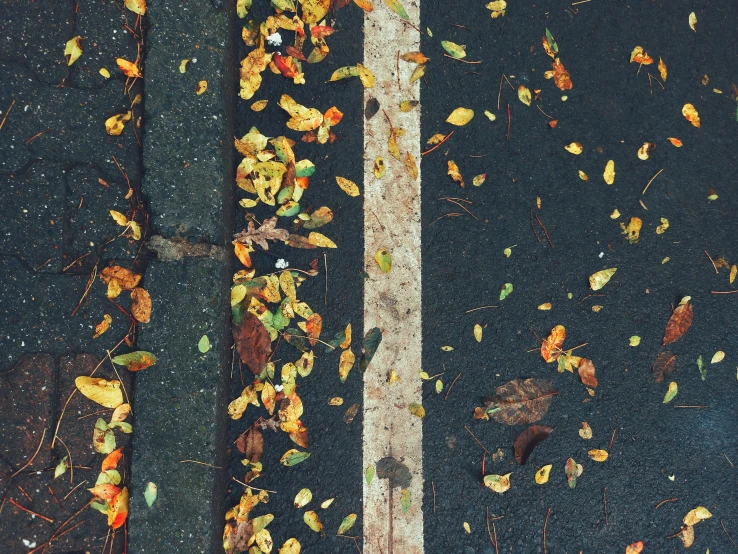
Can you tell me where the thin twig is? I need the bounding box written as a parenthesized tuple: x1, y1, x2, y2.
(24, 128, 54, 144)
(543, 508, 551, 554)
(27, 500, 93, 554)
(535, 214, 554, 248)
(721, 519, 738, 548)
(655, 497, 678, 509)
(536, 104, 554, 119)
(492, 520, 499, 554)
(609, 429, 616, 450)
(6, 429, 46, 480)
(232, 476, 277, 494)
(673, 405, 708, 409)
(641, 168, 664, 195)
(421, 130, 454, 156)
(464, 425, 492, 457)
(0, 100, 15, 132)
(705, 250, 719, 274)
(8, 498, 54, 523)
(465, 305, 497, 313)
(427, 212, 463, 227)
(444, 372, 461, 400)
(324, 253, 328, 305)
(443, 54, 482, 64)
(506, 103, 511, 141)
(603, 488, 608, 526)
(530, 209, 541, 242)
(497, 74, 503, 111)
(442, 198, 477, 219)
(180, 460, 222, 469)
(712, 290, 738, 294)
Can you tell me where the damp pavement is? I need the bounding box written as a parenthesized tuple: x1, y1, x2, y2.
(1, 0, 738, 553)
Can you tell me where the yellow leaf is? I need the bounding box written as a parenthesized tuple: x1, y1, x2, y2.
(667, 137, 683, 147)
(588, 449, 609, 462)
(93, 314, 113, 338)
(682, 103, 700, 128)
(404, 151, 418, 180)
(656, 217, 669, 234)
(353, 0, 374, 11)
(463, 522, 471, 534)
(320, 498, 334, 509)
(637, 142, 655, 160)
(75, 377, 124, 408)
(109, 210, 128, 226)
(105, 111, 132, 136)
(124, 0, 147, 15)
(517, 85, 532, 106)
(474, 324, 482, 343)
(448, 160, 464, 187)
(484, 110, 496, 121)
(338, 349, 355, 383)
(195, 80, 208, 95)
(446, 107, 474, 126)
(374, 249, 391, 273)
(99, 67, 110, 78)
(301, 0, 331, 24)
(303, 511, 324, 534)
(373, 157, 385, 179)
(472, 173, 486, 186)
(730, 265, 737, 284)
(179, 59, 189, 73)
(293, 488, 312, 509)
(620, 216, 642, 244)
(603, 159, 615, 185)
(688, 11, 697, 32)
(535, 464, 552, 484)
(658, 57, 667, 81)
(308, 232, 337, 248)
(328, 397, 343, 406)
(388, 369, 401, 384)
(335, 176, 360, 197)
(711, 351, 725, 364)
(64, 36, 84, 66)
(409, 63, 425, 84)
(629, 336, 641, 346)
(251, 99, 268, 112)
(578, 170, 589, 180)
(579, 422, 593, 439)
(683, 506, 712, 526)
(564, 142, 583, 155)
(239, 47, 272, 100)
(408, 403, 425, 418)
(279, 538, 302, 554)
(227, 385, 259, 419)
(116, 58, 142, 78)
(357, 63, 375, 88)
(340, 323, 352, 349)
(589, 268, 617, 291)
(483, 473, 511, 493)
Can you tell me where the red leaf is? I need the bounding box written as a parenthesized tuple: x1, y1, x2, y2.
(285, 46, 306, 62)
(663, 300, 693, 345)
(233, 313, 272, 375)
(578, 358, 598, 388)
(513, 425, 553, 465)
(652, 351, 676, 383)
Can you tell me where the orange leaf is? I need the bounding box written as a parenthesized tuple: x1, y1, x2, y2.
(323, 106, 343, 126)
(116, 58, 142, 78)
(234, 242, 253, 268)
(108, 487, 129, 529)
(549, 59, 572, 91)
(101, 447, 124, 471)
(541, 325, 566, 363)
(663, 300, 693, 345)
(89, 483, 121, 500)
(305, 313, 322, 345)
(667, 137, 683, 147)
(273, 53, 300, 79)
(578, 358, 598, 388)
(130, 287, 151, 323)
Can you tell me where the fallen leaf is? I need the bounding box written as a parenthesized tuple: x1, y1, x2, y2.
(630, 46, 654, 65)
(338, 349, 355, 382)
(688, 11, 697, 32)
(337, 514, 357, 535)
(620, 216, 642, 244)
(629, 336, 641, 347)
(663, 381, 678, 403)
(517, 85, 532, 105)
(564, 142, 583, 155)
(279, 538, 301, 553)
(663, 297, 693, 345)
(375, 249, 391, 273)
(683, 506, 712, 526)
(682, 103, 700, 128)
(637, 142, 656, 160)
(499, 282, 513, 300)
(658, 57, 667, 81)
(541, 325, 566, 363)
(589, 268, 617, 290)
(625, 541, 644, 554)
(111, 351, 156, 372)
(359, 327, 382, 371)
(279, 94, 323, 131)
(302, 0, 330, 23)
(233, 313, 272, 375)
(446, 107, 474, 126)
(384, 0, 408, 19)
(483, 473, 511, 493)
(513, 425, 552, 464)
(408, 403, 425, 418)
(604, 159, 615, 185)
(303, 510, 324, 535)
(130, 288, 151, 323)
(293, 488, 312, 509)
(108, 487, 128, 529)
(64, 36, 84, 66)
(652, 351, 677, 383)
(76, 377, 124, 408)
(195, 80, 208, 95)
(578, 358, 598, 388)
(124, 0, 146, 15)
(335, 176, 360, 197)
(711, 350, 725, 364)
(116, 58, 142, 78)
(588, 449, 609, 462)
(474, 324, 482, 343)
(579, 422, 592, 440)
(105, 111, 132, 136)
(482, 378, 558, 425)
(565, 457, 582, 488)
(486, 0, 506, 17)
(535, 464, 552, 484)
(93, 314, 113, 338)
(667, 137, 683, 147)
(441, 40, 466, 59)
(447, 160, 464, 187)
(280, 449, 311, 466)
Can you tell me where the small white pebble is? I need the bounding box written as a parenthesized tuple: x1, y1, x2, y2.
(267, 33, 282, 47)
(275, 258, 289, 269)
(598, 252, 604, 258)
(274, 384, 284, 392)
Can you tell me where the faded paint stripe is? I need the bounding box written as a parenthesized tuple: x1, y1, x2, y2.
(362, 1, 423, 553)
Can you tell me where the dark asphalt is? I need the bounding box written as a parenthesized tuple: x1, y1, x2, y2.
(228, 1, 738, 553)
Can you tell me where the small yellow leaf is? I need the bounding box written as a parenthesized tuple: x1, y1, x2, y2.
(328, 397, 344, 406)
(99, 67, 110, 78)
(656, 217, 669, 234)
(338, 349, 355, 383)
(320, 498, 334, 509)
(195, 80, 208, 95)
(588, 449, 609, 462)
(603, 160, 615, 184)
(682, 103, 700, 128)
(388, 369, 401, 384)
(404, 151, 418, 180)
(667, 137, 683, 147)
(124, 0, 147, 15)
(105, 111, 132, 136)
(303, 510, 324, 534)
(116, 58, 142, 78)
(64, 36, 84, 66)
(374, 249, 391, 273)
(463, 522, 471, 534)
(629, 336, 641, 346)
(109, 210, 128, 226)
(435, 379, 442, 394)
(484, 110, 497, 121)
(663, 381, 678, 403)
(711, 351, 725, 364)
(589, 268, 617, 291)
(564, 142, 583, 155)
(535, 464, 552, 484)
(683, 506, 712, 526)
(448, 160, 464, 187)
(441, 346, 454, 352)
(357, 63, 375, 88)
(336, 176, 360, 197)
(517, 85, 531, 106)
(93, 314, 113, 338)
(473, 324, 482, 343)
(578, 170, 589, 181)
(610, 209, 620, 219)
(446, 107, 474, 126)
(179, 59, 190, 73)
(483, 473, 511, 493)
(293, 488, 312, 509)
(472, 173, 486, 186)
(688, 11, 697, 32)
(308, 232, 337, 248)
(658, 57, 667, 81)
(730, 264, 736, 284)
(538, 303, 552, 310)
(579, 422, 593, 440)
(408, 403, 425, 418)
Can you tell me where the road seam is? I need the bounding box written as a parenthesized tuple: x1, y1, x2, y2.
(362, 1, 424, 552)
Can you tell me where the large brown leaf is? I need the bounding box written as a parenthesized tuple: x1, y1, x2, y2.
(578, 358, 598, 388)
(483, 378, 558, 426)
(235, 427, 263, 463)
(233, 312, 271, 375)
(514, 425, 553, 465)
(663, 300, 693, 345)
(652, 351, 676, 383)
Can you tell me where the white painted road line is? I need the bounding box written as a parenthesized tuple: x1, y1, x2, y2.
(362, 1, 424, 553)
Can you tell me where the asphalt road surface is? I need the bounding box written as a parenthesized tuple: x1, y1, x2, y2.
(227, 0, 738, 552)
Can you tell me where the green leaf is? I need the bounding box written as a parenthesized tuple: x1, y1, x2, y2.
(365, 465, 375, 485)
(90, 501, 109, 514)
(337, 513, 357, 535)
(54, 456, 69, 479)
(441, 40, 466, 59)
(328, 66, 359, 82)
(111, 351, 157, 371)
(280, 449, 311, 466)
(400, 489, 412, 513)
(499, 282, 513, 300)
(697, 355, 706, 381)
(144, 482, 157, 507)
(545, 28, 558, 54)
(271, 0, 295, 11)
(108, 421, 133, 434)
(198, 335, 211, 353)
(295, 159, 315, 177)
(663, 381, 678, 403)
(374, 249, 392, 273)
(384, 0, 409, 19)
(359, 327, 382, 371)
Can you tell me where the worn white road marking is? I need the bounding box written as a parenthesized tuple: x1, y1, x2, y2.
(363, 1, 423, 553)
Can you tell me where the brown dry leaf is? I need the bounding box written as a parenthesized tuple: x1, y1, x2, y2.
(236, 427, 264, 465)
(401, 51, 430, 64)
(130, 288, 151, 323)
(100, 266, 141, 298)
(116, 58, 142, 78)
(404, 152, 418, 180)
(544, 58, 573, 90)
(233, 217, 289, 250)
(652, 351, 676, 383)
(680, 525, 695, 548)
(663, 297, 693, 345)
(682, 103, 700, 128)
(513, 425, 552, 465)
(233, 313, 272, 375)
(447, 160, 464, 187)
(93, 314, 113, 338)
(577, 358, 598, 388)
(541, 325, 566, 363)
(482, 378, 558, 426)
